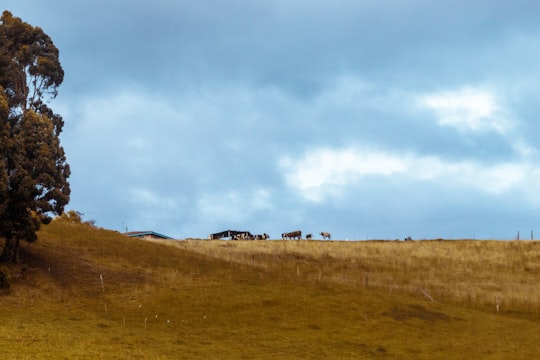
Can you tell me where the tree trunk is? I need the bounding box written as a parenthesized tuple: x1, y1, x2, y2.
(1, 237, 19, 263)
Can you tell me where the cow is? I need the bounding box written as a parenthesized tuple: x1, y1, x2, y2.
(232, 233, 244, 240)
(284, 230, 302, 240)
(232, 232, 253, 240)
(320, 231, 331, 240)
(306, 233, 312, 240)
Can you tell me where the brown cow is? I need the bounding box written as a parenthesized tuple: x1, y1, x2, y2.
(284, 230, 302, 240)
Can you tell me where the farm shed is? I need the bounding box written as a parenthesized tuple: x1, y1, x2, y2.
(124, 231, 173, 240)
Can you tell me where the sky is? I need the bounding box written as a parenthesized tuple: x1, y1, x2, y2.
(5, 1, 540, 240)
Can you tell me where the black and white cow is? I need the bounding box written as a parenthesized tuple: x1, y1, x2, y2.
(254, 233, 270, 240)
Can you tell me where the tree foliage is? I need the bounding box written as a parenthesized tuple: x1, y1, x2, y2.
(0, 11, 70, 263)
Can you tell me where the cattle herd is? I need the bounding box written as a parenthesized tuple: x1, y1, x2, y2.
(208, 230, 416, 241)
(208, 229, 331, 241)
(232, 232, 270, 240)
(281, 231, 332, 240)
(250, 230, 332, 240)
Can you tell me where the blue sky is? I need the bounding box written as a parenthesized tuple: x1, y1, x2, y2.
(6, 1, 540, 240)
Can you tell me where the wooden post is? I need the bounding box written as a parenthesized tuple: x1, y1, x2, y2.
(421, 289, 435, 302)
(100, 274, 105, 292)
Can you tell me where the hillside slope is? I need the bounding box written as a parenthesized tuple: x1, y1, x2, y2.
(1, 219, 539, 359)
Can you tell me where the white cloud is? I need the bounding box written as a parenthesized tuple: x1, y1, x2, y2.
(280, 147, 407, 201)
(280, 146, 536, 202)
(419, 87, 512, 133)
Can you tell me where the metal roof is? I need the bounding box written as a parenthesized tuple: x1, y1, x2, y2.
(124, 231, 172, 239)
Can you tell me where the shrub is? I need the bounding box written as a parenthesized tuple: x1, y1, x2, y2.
(0, 265, 10, 289)
(58, 210, 96, 227)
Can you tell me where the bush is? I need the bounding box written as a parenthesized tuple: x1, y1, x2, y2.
(58, 210, 96, 227)
(0, 265, 10, 289)
(60, 210, 84, 223)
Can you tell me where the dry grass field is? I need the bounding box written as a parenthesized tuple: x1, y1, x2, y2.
(159, 238, 540, 312)
(1, 218, 540, 359)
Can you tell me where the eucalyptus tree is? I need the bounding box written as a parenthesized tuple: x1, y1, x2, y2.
(0, 11, 70, 263)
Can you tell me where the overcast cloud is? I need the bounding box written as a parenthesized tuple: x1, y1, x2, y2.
(6, 1, 540, 240)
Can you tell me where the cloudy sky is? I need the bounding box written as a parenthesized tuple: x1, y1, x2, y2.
(6, 1, 540, 240)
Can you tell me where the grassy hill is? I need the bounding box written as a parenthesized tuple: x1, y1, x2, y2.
(1, 218, 540, 359)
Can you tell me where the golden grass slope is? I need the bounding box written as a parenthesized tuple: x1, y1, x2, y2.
(0, 218, 539, 359)
(161, 238, 540, 311)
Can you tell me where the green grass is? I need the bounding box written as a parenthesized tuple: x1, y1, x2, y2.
(1, 219, 540, 358)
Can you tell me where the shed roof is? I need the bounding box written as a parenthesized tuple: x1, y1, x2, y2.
(124, 231, 172, 239)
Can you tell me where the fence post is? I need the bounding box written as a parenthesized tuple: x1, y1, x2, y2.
(100, 274, 105, 292)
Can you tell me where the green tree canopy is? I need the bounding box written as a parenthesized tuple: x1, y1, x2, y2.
(0, 11, 70, 263)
